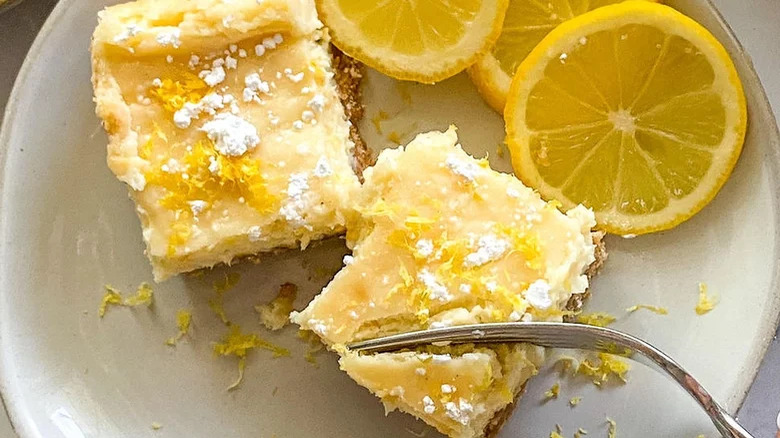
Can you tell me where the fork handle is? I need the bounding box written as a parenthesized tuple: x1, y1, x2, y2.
(680, 374, 753, 438)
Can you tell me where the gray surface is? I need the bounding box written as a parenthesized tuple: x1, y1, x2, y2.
(0, 0, 778, 437)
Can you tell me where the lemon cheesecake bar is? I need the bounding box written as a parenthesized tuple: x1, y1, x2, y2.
(293, 127, 601, 438)
(91, 0, 363, 280)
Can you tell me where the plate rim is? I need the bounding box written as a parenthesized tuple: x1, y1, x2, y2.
(0, 0, 779, 436)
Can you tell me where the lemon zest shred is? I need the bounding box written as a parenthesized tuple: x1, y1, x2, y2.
(297, 330, 325, 367)
(371, 110, 389, 134)
(166, 309, 192, 346)
(496, 143, 505, 158)
(574, 427, 588, 437)
(214, 324, 290, 391)
(626, 304, 668, 315)
(208, 272, 242, 325)
(124, 283, 154, 306)
(98, 283, 154, 318)
(139, 138, 154, 161)
(606, 417, 617, 438)
(209, 297, 230, 325)
(396, 82, 413, 105)
(577, 353, 629, 386)
(696, 282, 718, 315)
(576, 312, 616, 327)
(387, 131, 402, 144)
(148, 74, 209, 113)
(151, 422, 163, 430)
(214, 272, 242, 294)
(145, 138, 278, 255)
(98, 286, 123, 318)
(550, 431, 564, 438)
(569, 396, 582, 406)
(543, 382, 560, 400)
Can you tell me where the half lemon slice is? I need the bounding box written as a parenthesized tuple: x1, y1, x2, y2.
(316, 0, 509, 83)
(505, 1, 747, 235)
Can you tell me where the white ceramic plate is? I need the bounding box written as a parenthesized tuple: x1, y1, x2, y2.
(1, 1, 779, 437)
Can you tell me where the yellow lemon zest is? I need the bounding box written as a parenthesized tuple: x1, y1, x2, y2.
(544, 382, 560, 400)
(574, 427, 588, 437)
(298, 330, 325, 367)
(98, 286, 123, 318)
(696, 282, 718, 315)
(214, 272, 242, 294)
(576, 312, 616, 327)
(214, 325, 290, 391)
(370, 110, 389, 134)
(607, 418, 617, 438)
(387, 131, 402, 145)
(148, 74, 209, 113)
(208, 272, 242, 325)
(626, 304, 668, 315)
(578, 353, 629, 386)
(98, 283, 154, 318)
(569, 396, 582, 407)
(139, 138, 154, 161)
(151, 422, 163, 430)
(144, 139, 277, 256)
(166, 309, 192, 346)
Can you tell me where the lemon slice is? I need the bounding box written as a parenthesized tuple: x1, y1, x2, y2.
(505, 1, 747, 235)
(316, 0, 509, 83)
(469, 0, 656, 113)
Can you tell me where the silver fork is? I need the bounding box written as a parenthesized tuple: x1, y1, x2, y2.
(348, 322, 753, 438)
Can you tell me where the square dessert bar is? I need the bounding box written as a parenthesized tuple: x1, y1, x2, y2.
(91, 0, 361, 280)
(294, 127, 599, 438)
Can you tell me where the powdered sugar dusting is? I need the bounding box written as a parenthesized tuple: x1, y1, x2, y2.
(200, 114, 260, 157)
(445, 155, 481, 182)
(525, 280, 553, 310)
(417, 269, 451, 302)
(463, 234, 510, 268)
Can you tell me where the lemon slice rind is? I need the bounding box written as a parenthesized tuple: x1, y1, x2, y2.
(505, 1, 747, 235)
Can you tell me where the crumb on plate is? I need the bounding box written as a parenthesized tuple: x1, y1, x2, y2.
(256, 283, 298, 331)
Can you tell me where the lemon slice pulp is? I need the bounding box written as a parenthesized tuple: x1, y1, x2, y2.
(469, 0, 656, 112)
(505, 1, 747, 235)
(317, 0, 509, 83)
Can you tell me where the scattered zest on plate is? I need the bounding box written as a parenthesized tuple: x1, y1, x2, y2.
(696, 282, 719, 315)
(98, 283, 154, 318)
(505, 1, 747, 235)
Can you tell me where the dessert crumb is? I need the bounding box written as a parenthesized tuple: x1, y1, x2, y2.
(256, 283, 298, 331)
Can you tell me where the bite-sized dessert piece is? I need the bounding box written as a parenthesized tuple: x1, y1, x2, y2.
(340, 345, 544, 438)
(293, 127, 602, 438)
(91, 0, 363, 280)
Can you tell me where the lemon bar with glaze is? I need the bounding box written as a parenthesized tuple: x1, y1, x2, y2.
(91, 0, 361, 280)
(293, 127, 598, 438)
